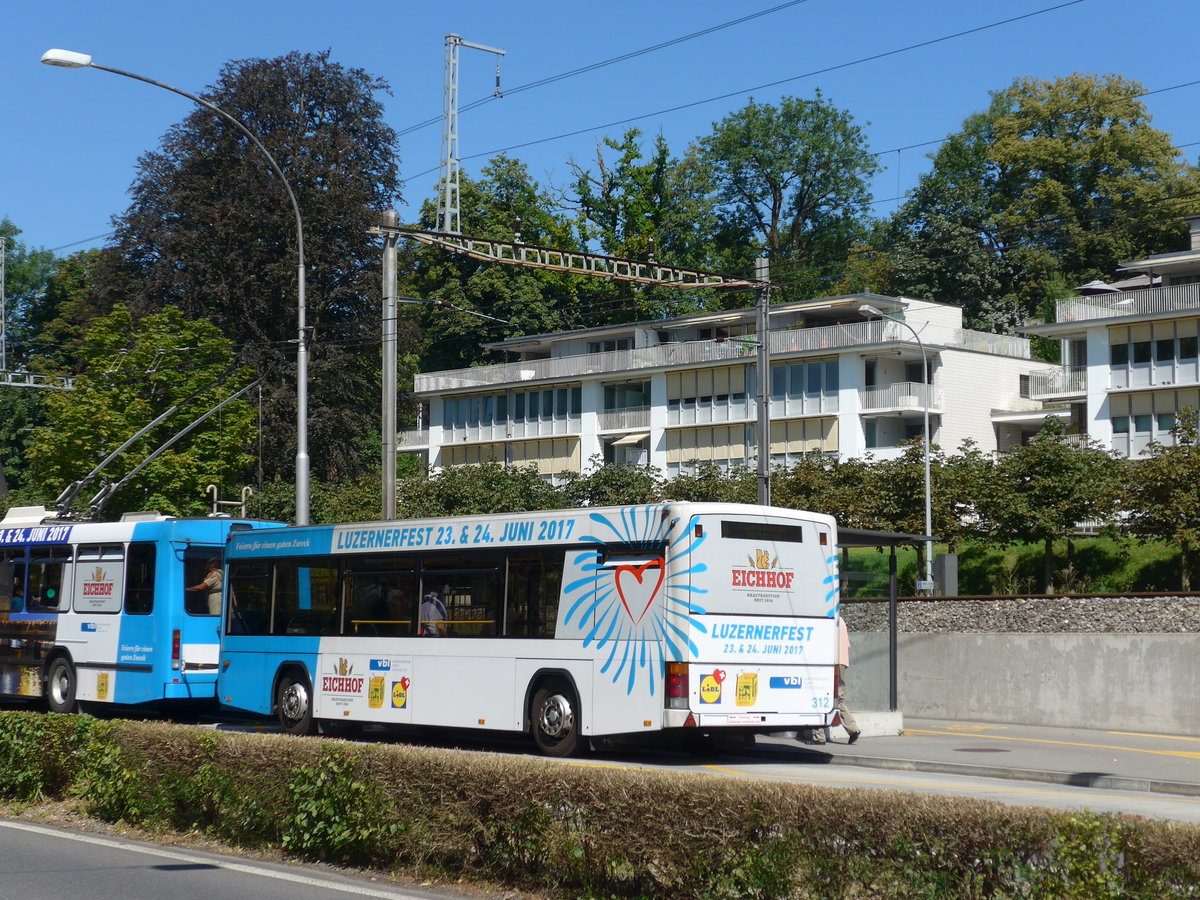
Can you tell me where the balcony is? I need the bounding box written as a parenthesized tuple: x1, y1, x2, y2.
(398, 428, 429, 449)
(414, 319, 1032, 393)
(1055, 283, 1200, 324)
(858, 382, 943, 414)
(597, 407, 651, 431)
(1028, 365, 1087, 400)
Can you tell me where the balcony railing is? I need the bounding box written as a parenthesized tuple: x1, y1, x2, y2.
(398, 428, 429, 448)
(415, 319, 1033, 393)
(1028, 365, 1087, 399)
(1055, 283, 1200, 323)
(858, 382, 943, 412)
(597, 407, 651, 431)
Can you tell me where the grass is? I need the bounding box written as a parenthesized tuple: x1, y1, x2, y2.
(841, 536, 1187, 597)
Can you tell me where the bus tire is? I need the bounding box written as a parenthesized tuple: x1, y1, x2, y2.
(276, 670, 317, 736)
(46, 657, 78, 715)
(531, 679, 580, 757)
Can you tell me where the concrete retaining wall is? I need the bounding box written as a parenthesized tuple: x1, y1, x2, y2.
(848, 632, 1200, 735)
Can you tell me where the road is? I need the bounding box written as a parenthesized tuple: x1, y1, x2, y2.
(0, 819, 452, 900)
(3, 714, 1198, 896)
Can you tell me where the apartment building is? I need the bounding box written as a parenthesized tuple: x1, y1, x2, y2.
(1024, 215, 1200, 457)
(401, 293, 1057, 481)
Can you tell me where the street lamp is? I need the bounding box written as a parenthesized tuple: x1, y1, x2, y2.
(41, 48, 312, 525)
(859, 303, 935, 592)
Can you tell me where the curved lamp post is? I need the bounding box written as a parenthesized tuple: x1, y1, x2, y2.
(41, 48, 311, 525)
(859, 303, 935, 592)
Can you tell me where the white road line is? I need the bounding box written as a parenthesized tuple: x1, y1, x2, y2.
(0, 820, 421, 899)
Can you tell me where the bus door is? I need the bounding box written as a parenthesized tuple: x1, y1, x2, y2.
(0, 546, 65, 697)
(175, 546, 227, 693)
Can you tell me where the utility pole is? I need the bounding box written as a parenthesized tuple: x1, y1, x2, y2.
(438, 34, 505, 236)
(755, 254, 771, 506)
(381, 210, 399, 519)
(1, 235, 7, 375)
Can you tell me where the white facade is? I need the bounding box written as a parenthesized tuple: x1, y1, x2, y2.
(1024, 216, 1200, 458)
(402, 293, 1057, 480)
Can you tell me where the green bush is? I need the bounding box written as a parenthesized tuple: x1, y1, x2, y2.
(1, 712, 1198, 898)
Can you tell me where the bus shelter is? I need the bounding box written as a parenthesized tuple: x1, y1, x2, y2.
(838, 527, 935, 713)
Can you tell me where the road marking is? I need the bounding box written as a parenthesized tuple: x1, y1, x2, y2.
(0, 820, 419, 898)
(905, 729, 1200, 761)
(1108, 731, 1200, 744)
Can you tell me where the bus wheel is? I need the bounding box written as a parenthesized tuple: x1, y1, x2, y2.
(46, 658, 78, 715)
(531, 679, 580, 757)
(276, 671, 317, 736)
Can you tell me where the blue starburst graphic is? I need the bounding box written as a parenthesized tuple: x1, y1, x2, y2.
(561, 505, 708, 696)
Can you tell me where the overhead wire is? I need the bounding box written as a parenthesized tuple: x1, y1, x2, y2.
(397, 0, 815, 138)
(400, 0, 1090, 186)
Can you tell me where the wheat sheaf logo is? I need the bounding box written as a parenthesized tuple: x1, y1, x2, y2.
(333, 657, 353, 676)
(748, 549, 778, 570)
(92, 567, 107, 582)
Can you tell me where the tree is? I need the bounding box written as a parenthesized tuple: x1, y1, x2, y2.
(975, 419, 1125, 592)
(90, 51, 401, 483)
(0, 219, 57, 369)
(1124, 408, 1200, 590)
(559, 459, 665, 507)
(666, 462, 755, 504)
(564, 130, 728, 321)
(890, 73, 1200, 331)
(695, 93, 880, 300)
(401, 157, 587, 373)
(24, 305, 257, 518)
(396, 462, 563, 518)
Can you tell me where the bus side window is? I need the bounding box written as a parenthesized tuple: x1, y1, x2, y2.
(0, 557, 22, 612)
(505, 550, 563, 638)
(29, 553, 70, 611)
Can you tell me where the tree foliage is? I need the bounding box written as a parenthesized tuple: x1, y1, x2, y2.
(889, 73, 1200, 331)
(1124, 409, 1200, 590)
(24, 305, 257, 518)
(975, 419, 1124, 592)
(90, 50, 401, 482)
(696, 93, 880, 300)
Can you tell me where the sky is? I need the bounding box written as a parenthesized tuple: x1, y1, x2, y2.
(3, 0, 1199, 259)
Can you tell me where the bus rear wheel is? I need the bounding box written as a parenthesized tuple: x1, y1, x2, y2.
(276, 671, 317, 736)
(46, 658, 78, 714)
(531, 679, 580, 757)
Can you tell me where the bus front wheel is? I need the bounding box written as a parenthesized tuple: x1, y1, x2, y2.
(276, 671, 317, 736)
(46, 658, 78, 714)
(531, 679, 580, 757)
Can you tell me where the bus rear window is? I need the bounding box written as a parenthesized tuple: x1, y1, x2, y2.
(720, 521, 804, 543)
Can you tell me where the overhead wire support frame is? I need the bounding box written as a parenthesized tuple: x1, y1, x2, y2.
(374, 226, 758, 290)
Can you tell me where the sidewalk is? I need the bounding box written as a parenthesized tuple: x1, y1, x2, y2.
(760, 717, 1200, 798)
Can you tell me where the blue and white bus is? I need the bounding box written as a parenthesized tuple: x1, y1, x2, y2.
(0, 505, 279, 713)
(218, 502, 842, 755)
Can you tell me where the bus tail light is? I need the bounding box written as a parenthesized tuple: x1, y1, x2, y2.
(171, 629, 181, 670)
(665, 662, 689, 709)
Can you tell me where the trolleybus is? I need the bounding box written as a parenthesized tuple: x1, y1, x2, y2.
(0, 505, 279, 713)
(217, 502, 842, 755)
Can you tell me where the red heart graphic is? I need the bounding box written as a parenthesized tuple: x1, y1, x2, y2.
(614, 559, 665, 623)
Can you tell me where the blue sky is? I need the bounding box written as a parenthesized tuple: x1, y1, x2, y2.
(3, 0, 1198, 258)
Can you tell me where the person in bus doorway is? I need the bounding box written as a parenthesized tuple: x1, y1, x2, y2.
(187, 558, 223, 616)
(420, 589, 447, 636)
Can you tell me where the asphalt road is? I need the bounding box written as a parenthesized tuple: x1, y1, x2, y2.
(0, 819, 451, 900)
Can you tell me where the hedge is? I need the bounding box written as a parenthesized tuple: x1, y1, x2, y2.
(2, 711, 1198, 898)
